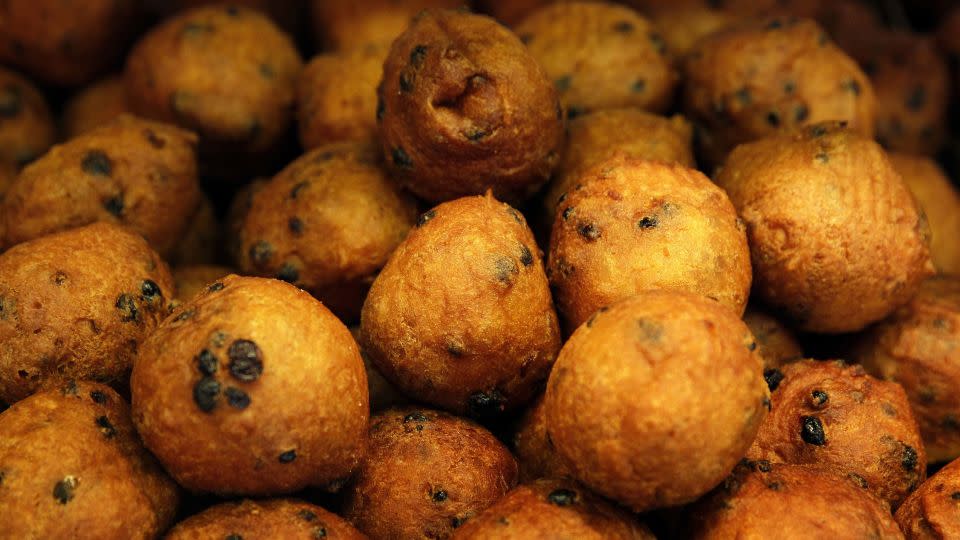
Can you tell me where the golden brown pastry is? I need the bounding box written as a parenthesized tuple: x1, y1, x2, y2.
(310, 0, 464, 51)
(62, 75, 129, 138)
(512, 394, 569, 482)
(0, 66, 56, 168)
(169, 194, 222, 267)
(350, 326, 407, 412)
(474, 0, 554, 26)
(744, 306, 804, 369)
(166, 498, 366, 540)
(152, 0, 302, 33)
(172, 265, 233, 303)
(896, 456, 960, 539)
(650, 6, 738, 58)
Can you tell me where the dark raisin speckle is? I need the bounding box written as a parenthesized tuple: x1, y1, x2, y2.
(290, 181, 309, 199)
(763, 368, 784, 391)
(613, 20, 634, 33)
(225, 387, 250, 409)
(314, 528, 327, 539)
(649, 32, 666, 54)
(811, 389, 828, 407)
(416, 210, 436, 227)
(53, 476, 78, 504)
(225, 534, 243, 540)
(144, 129, 165, 148)
(115, 294, 139, 323)
(404, 411, 429, 424)
(800, 416, 826, 445)
(766, 111, 781, 127)
(82, 150, 112, 176)
(95, 415, 116, 438)
(810, 124, 828, 137)
(90, 390, 108, 404)
(494, 257, 518, 283)
(906, 86, 927, 111)
(299, 510, 317, 521)
(638, 216, 658, 229)
(843, 79, 861, 96)
(141, 280, 161, 300)
(228, 339, 263, 382)
(196, 349, 218, 376)
(392, 147, 413, 169)
(578, 223, 600, 241)
(103, 195, 124, 217)
(288, 217, 304, 236)
(208, 282, 224, 292)
(794, 104, 809, 122)
(193, 377, 220, 412)
(279, 450, 297, 463)
(735, 87, 751, 105)
(849, 473, 868, 489)
(432, 490, 448, 502)
(951, 492, 960, 500)
(519, 245, 533, 267)
(277, 263, 299, 284)
(631, 79, 646, 93)
(467, 390, 506, 419)
(548, 488, 577, 506)
(562, 207, 574, 221)
(555, 75, 572, 92)
(410, 44, 428, 66)
(0, 85, 22, 118)
(902, 445, 918, 471)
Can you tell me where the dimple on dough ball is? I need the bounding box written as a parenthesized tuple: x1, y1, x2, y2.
(896, 456, 960, 539)
(715, 123, 934, 333)
(166, 498, 366, 540)
(689, 462, 903, 539)
(125, 5, 303, 154)
(452, 478, 655, 539)
(377, 8, 564, 203)
(683, 17, 875, 167)
(0, 382, 180, 539)
(650, 6, 738, 58)
(130, 275, 368, 495)
(743, 306, 803, 369)
(310, 0, 464, 51)
(1, 115, 201, 257)
(888, 153, 960, 276)
(547, 156, 751, 331)
(748, 359, 926, 508)
(515, 2, 677, 116)
(545, 291, 769, 512)
(0, 223, 174, 404)
(361, 193, 560, 418)
(341, 407, 518, 540)
(173, 264, 233, 303)
(62, 75, 130, 139)
(169, 194, 223, 267)
(0, 66, 56, 168)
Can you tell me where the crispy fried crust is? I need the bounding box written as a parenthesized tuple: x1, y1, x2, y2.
(0, 66, 55, 167)
(166, 498, 367, 540)
(896, 456, 960, 539)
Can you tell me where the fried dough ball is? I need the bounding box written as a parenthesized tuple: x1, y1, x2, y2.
(1, 115, 201, 257)
(125, 5, 303, 155)
(62, 75, 129, 139)
(817, 0, 884, 61)
(225, 178, 267, 263)
(715, 123, 934, 333)
(131, 275, 368, 495)
(172, 265, 233, 303)
(169, 194, 222, 267)
(166, 499, 366, 540)
(938, 8, 960, 87)
(545, 291, 769, 512)
(342, 407, 518, 539)
(0, 382, 179, 539)
(744, 307, 803, 369)
(748, 359, 926, 508)
(0, 67, 55, 168)
(377, 9, 564, 203)
(0, 160, 15, 197)
(650, 6, 738, 58)
(0, 223, 173, 404)
(350, 326, 407, 412)
(474, 0, 554, 26)
(512, 394, 569, 482)
(689, 462, 903, 539)
(310, 0, 464, 51)
(547, 156, 751, 331)
(896, 456, 960, 539)
(683, 17, 875, 167)
(361, 193, 561, 417)
(452, 478, 655, 539)
(151, 0, 302, 33)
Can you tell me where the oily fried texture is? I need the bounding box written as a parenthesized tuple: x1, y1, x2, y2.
(715, 123, 934, 333)
(545, 291, 769, 512)
(743, 306, 803, 369)
(166, 498, 366, 540)
(0, 223, 173, 404)
(131, 275, 369, 495)
(172, 265, 233, 303)
(62, 76, 130, 138)
(512, 394, 569, 482)
(896, 456, 960, 539)
(311, 0, 464, 51)
(0, 66, 55, 168)
(349, 326, 407, 413)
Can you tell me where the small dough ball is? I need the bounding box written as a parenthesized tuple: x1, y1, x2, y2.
(377, 8, 564, 203)
(125, 5, 303, 155)
(474, 0, 554, 26)
(0, 66, 56, 168)
(545, 291, 769, 512)
(225, 178, 267, 263)
(748, 359, 926, 508)
(310, 0, 464, 51)
(342, 407, 518, 539)
(651, 6, 738, 58)
(516, 2, 678, 116)
(238, 142, 417, 322)
(743, 306, 803, 369)
(131, 275, 368, 495)
(173, 265, 233, 303)
(715, 123, 934, 333)
(689, 462, 903, 539)
(547, 156, 751, 331)
(0, 223, 174, 404)
(169, 194, 223, 266)
(361, 193, 561, 417)
(1, 115, 201, 257)
(151, 0, 302, 33)
(896, 456, 960, 539)
(512, 394, 569, 482)
(350, 327, 407, 412)
(0, 382, 179, 539)
(166, 498, 366, 540)
(816, 0, 884, 61)
(452, 478, 655, 539)
(889, 153, 960, 276)
(853, 276, 960, 464)
(684, 17, 875, 167)
(62, 75, 130, 138)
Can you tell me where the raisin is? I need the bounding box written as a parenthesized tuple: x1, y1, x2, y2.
(144, 129, 165, 148)
(902, 445, 918, 471)
(90, 390, 108, 404)
(800, 416, 826, 445)
(290, 181, 309, 199)
(638, 216, 658, 229)
(766, 19, 783, 29)
(648, 32, 666, 54)
(416, 210, 436, 227)
(506, 207, 524, 224)
(432, 490, 448, 502)
(446, 341, 465, 357)
(228, 339, 263, 382)
(95, 415, 116, 438)
(766, 111, 780, 127)
(225, 534, 243, 540)
(810, 389, 828, 407)
(562, 207, 574, 221)
(225, 387, 250, 409)
(783, 81, 796, 94)
(193, 377, 220, 412)
(843, 79, 861, 96)
(547, 488, 577, 506)
(103, 195, 124, 217)
(175, 308, 195, 322)
(815, 152, 829, 164)
(554, 75, 572, 92)
(410, 44, 428, 66)
(763, 368, 784, 391)
(734, 87, 751, 105)
(467, 390, 506, 419)
(299, 510, 317, 521)
(115, 294, 139, 323)
(849, 473, 868, 489)
(81, 150, 112, 177)
(141, 280, 161, 300)
(0, 85, 21, 118)
(53, 476, 78, 504)
(52, 271, 67, 285)
(566, 106, 584, 119)
(906, 86, 927, 111)
(277, 264, 299, 284)
(794, 104, 809, 122)
(392, 147, 413, 169)
(451, 517, 466, 528)
(376, 96, 385, 121)
(404, 411, 429, 424)
(494, 257, 519, 284)
(755, 460, 772, 472)
(249, 241, 273, 267)
(631, 79, 646, 93)
(208, 282, 225, 292)
(399, 71, 414, 92)
(810, 125, 827, 137)
(279, 450, 297, 463)
(519, 245, 533, 267)
(259, 63, 274, 79)
(288, 217, 304, 236)
(613, 20, 634, 33)
(196, 349, 218, 376)
(951, 492, 960, 500)
(578, 223, 600, 241)
(314, 528, 327, 539)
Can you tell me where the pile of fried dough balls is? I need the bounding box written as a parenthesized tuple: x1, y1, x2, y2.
(6, 0, 960, 538)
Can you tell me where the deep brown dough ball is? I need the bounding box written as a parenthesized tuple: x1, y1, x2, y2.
(0, 223, 174, 404)
(816, 0, 884, 60)
(896, 456, 960, 539)
(547, 156, 751, 331)
(889, 153, 960, 276)
(715, 123, 934, 333)
(0, 0, 141, 86)
(361, 193, 561, 417)
(169, 194, 223, 267)
(651, 6, 738, 58)
(166, 498, 366, 540)
(545, 291, 769, 512)
(0, 160, 15, 197)
(238, 142, 417, 322)
(683, 17, 875, 167)
(0, 382, 180, 539)
(474, 0, 554, 26)
(452, 478, 654, 539)
(1, 115, 201, 257)
(748, 359, 926, 508)
(173, 265, 233, 302)
(342, 407, 518, 539)
(150, 0, 302, 33)
(744, 306, 803, 369)
(938, 8, 960, 88)
(310, 0, 464, 51)
(131, 275, 368, 495)
(125, 5, 303, 155)
(225, 178, 268, 263)
(62, 75, 130, 138)
(516, 2, 677, 116)
(689, 462, 903, 539)
(512, 394, 569, 482)
(377, 8, 564, 203)
(0, 67, 56, 168)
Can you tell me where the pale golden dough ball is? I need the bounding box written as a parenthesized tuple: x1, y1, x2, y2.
(310, 0, 465, 51)
(62, 75, 129, 139)
(743, 306, 804, 369)
(512, 393, 569, 482)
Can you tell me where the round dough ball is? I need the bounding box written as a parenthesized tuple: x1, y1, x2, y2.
(172, 265, 233, 303)
(1, 115, 201, 257)
(225, 177, 267, 263)
(350, 326, 407, 413)
(62, 75, 130, 138)
(0, 223, 174, 404)
(0, 382, 180, 539)
(545, 291, 769, 512)
(889, 153, 960, 276)
(130, 275, 368, 495)
(169, 194, 223, 267)
(310, 0, 463, 51)
(938, 7, 960, 88)
(150, 0, 302, 33)
(452, 478, 655, 539)
(689, 462, 903, 539)
(474, 0, 554, 26)
(748, 359, 926, 508)
(166, 498, 366, 540)
(361, 193, 560, 417)
(125, 5, 303, 155)
(516, 2, 677, 116)
(238, 142, 417, 322)
(342, 407, 518, 539)
(743, 306, 803, 369)
(683, 17, 875, 167)
(547, 156, 751, 331)
(896, 456, 960, 539)
(0, 66, 56, 168)
(715, 122, 934, 333)
(651, 6, 738, 58)
(377, 8, 564, 203)
(512, 394, 569, 482)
